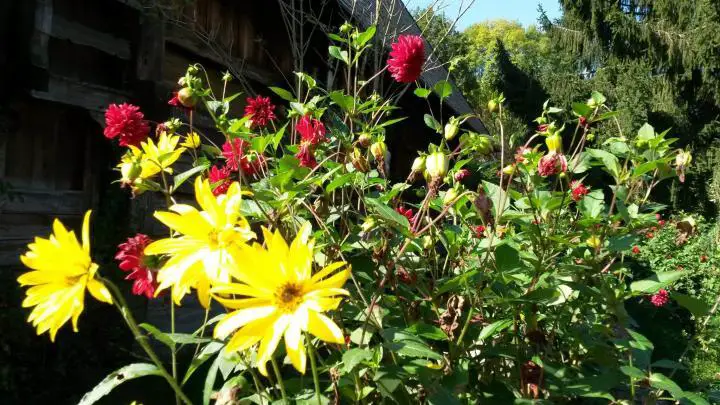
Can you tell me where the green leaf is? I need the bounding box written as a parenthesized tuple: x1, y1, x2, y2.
(329, 45, 349, 64)
(342, 348, 373, 373)
(355, 25, 376, 47)
(594, 110, 619, 122)
(269, 86, 295, 102)
(423, 114, 442, 133)
(204, 355, 222, 405)
(271, 124, 287, 151)
(572, 102, 593, 117)
(435, 269, 480, 295)
(633, 160, 659, 177)
(608, 234, 637, 252)
(673, 293, 710, 316)
(166, 333, 213, 345)
(620, 365, 646, 379)
(679, 391, 711, 405)
(405, 323, 448, 341)
(579, 189, 605, 219)
(433, 80, 452, 100)
(478, 319, 513, 341)
(294, 72, 317, 88)
(329, 90, 354, 111)
(630, 271, 685, 293)
(77, 363, 162, 405)
(381, 328, 442, 360)
(326, 172, 354, 193)
(414, 88, 431, 98)
(483, 180, 509, 219)
(591, 91, 606, 105)
(587, 148, 620, 178)
(183, 342, 224, 385)
(637, 123, 656, 142)
(649, 372, 684, 397)
(652, 359, 686, 370)
(139, 323, 174, 348)
(365, 197, 410, 230)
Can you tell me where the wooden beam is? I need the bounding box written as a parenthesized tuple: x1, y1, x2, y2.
(136, 13, 165, 81)
(40, 15, 132, 60)
(30, 75, 129, 112)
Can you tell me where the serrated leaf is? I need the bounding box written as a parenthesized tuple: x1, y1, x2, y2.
(649, 372, 684, 397)
(414, 88, 431, 98)
(478, 319, 513, 341)
(433, 80, 452, 99)
(329, 90, 354, 111)
(269, 86, 295, 102)
(405, 323, 448, 341)
(423, 114, 442, 133)
(355, 25, 376, 47)
(342, 348, 373, 373)
(587, 148, 620, 178)
(77, 363, 162, 405)
(381, 328, 442, 360)
(673, 293, 710, 316)
(579, 189, 605, 219)
(329, 45, 349, 64)
(572, 102, 593, 117)
(630, 271, 685, 293)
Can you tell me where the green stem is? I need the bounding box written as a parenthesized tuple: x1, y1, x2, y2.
(100, 278, 194, 405)
(308, 339, 322, 405)
(271, 357, 288, 403)
(171, 300, 179, 405)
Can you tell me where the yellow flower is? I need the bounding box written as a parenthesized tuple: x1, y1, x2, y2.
(181, 132, 201, 149)
(126, 131, 185, 180)
(144, 176, 255, 307)
(586, 235, 602, 249)
(212, 224, 350, 376)
(18, 211, 113, 341)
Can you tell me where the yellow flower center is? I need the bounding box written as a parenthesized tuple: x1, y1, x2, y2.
(275, 282, 304, 312)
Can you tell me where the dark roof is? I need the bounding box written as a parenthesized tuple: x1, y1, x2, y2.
(338, 0, 486, 133)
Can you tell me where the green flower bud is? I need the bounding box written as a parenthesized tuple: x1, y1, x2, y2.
(411, 155, 426, 173)
(370, 141, 387, 161)
(340, 22, 353, 34)
(443, 187, 459, 206)
(487, 99, 498, 113)
(586, 235, 602, 249)
(177, 87, 197, 108)
(422, 235, 433, 250)
(120, 161, 142, 184)
(444, 121, 459, 141)
(502, 164, 516, 175)
(545, 133, 562, 153)
(476, 136, 493, 155)
(425, 151, 449, 179)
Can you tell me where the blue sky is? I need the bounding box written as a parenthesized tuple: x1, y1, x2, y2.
(403, 0, 563, 30)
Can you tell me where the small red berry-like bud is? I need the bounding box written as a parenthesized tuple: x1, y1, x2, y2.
(579, 116, 588, 128)
(632, 246, 640, 254)
(177, 87, 197, 108)
(656, 213, 662, 220)
(646, 232, 654, 239)
(658, 220, 666, 227)
(700, 255, 708, 263)
(454, 169, 470, 183)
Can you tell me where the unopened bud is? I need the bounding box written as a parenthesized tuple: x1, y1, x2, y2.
(357, 133, 372, 148)
(177, 77, 187, 87)
(476, 136, 493, 154)
(586, 235, 602, 249)
(425, 151, 449, 179)
(351, 148, 370, 173)
(443, 187, 459, 206)
(177, 87, 197, 108)
(340, 22, 353, 34)
(370, 141, 387, 161)
(422, 235, 433, 250)
(676, 150, 692, 167)
(187, 65, 199, 75)
(411, 155, 426, 174)
(545, 133, 562, 153)
(487, 99, 498, 113)
(502, 164, 516, 175)
(444, 121, 459, 141)
(120, 161, 142, 184)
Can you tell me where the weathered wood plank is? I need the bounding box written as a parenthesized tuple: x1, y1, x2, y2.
(30, 75, 129, 112)
(1, 190, 85, 215)
(38, 15, 131, 59)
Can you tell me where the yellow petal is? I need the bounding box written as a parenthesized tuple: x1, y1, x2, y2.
(256, 314, 290, 376)
(214, 306, 276, 340)
(306, 311, 344, 344)
(225, 314, 277, 353)
(310, 262, 347, 284)
(310, 268, 351, 291)
(87, 278, 113, 304)
(284, 319, 306, 374)
(82, 210, 92, 253)
(196, 277, 211, 309)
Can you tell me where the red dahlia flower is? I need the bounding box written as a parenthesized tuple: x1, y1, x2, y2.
(115, 234, 159, 299)
(473, 225, 486, 238)
(296, 115, 327, 145)
(387, 34, 425, 83)
(537, 153, 568, 177)
(103, 103, 150, 147)
(244, 95, 276, 128)
(570, 180, 590, 201)
(295, 142, 317, 168)
(396, 206, 415, 222)
(208, 165, 232, 196)
(222, 138, 262, 176)
(650, 289, 669, 307)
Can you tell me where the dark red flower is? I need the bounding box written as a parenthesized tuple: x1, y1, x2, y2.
(396, 267, 416, 285)
(387, 34, 425, 83)
(396, 206, 415, 222)
(701, 255, 708, 263)
(646, 232, 654, 239)
(296, 115, 327, 145)
(570, 180, 590, 201)
(656, 213, 662, 220)
(103, 103, 150, 147)
(295, 142, 317, 168)
(537, 124, 549, 133)
(208, 165, 231, 196)
(537, 153, 568, 177)
(474, 225, 486, 238)
(632, 245, 640, 254)
(650, 289, 669, 307)
(454, 169, 470, 183)
(658, 219, 666, 227)
(115, 234, 159, 299)
(244, 95, 276, 128)
(579, 116, 588, 128)
(221, 138, 261, 177)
